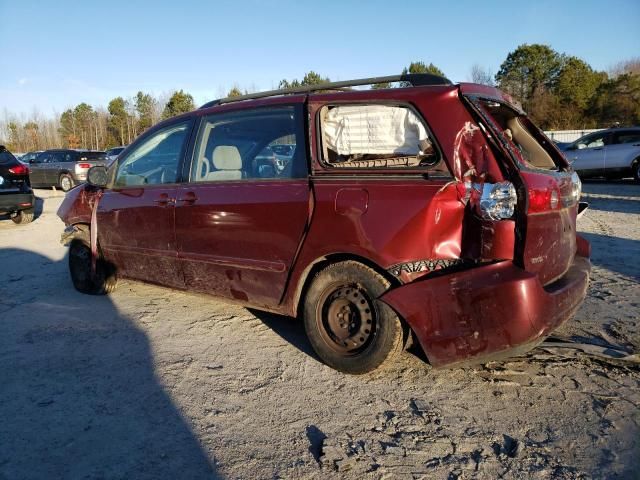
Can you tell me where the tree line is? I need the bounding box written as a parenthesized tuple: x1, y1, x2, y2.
(1, 44, 638, 153)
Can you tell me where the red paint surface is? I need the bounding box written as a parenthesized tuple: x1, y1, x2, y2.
(174, 180, 310, 307)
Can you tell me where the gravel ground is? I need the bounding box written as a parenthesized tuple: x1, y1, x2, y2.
(0, 181, 638, 480)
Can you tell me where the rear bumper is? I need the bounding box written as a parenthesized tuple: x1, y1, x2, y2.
(381, 254, 591, 367)
(0, 192, 35, 214)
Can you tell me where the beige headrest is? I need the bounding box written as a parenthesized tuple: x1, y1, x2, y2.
(212, 146, 241, 170)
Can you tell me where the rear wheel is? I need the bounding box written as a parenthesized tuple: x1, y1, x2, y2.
(11, 208, 34, 225)
(59, 174, 74, 192)
(68, 230, 117, 295)
(303, 261, 404, 374)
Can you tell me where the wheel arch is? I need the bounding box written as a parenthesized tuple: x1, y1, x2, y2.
(290, 252, 400, 319)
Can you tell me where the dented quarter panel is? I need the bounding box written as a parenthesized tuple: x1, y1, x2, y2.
(381, 256, 590, 367)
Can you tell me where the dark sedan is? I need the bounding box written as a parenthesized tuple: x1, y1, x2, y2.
(0, 145, 35, 224)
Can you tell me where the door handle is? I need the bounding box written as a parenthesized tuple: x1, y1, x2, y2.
(593, 147, 603, 151)
(154, 193, 175, 206)
(177, 192, 197, 204)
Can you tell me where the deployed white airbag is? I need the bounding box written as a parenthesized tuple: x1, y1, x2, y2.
(323, 105, 429, 156)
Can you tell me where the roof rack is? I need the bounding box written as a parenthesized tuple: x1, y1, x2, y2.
(199, 73, 452, 109)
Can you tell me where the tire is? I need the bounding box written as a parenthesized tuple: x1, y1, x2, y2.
(59, 174, 74, 192)
(633, 160, 640, 183)
(303, 261, 404, 374)
(11, 208, 34, 225)
(68, 229, 117, 295)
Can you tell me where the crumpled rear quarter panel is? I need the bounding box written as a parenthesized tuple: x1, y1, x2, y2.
(380, 256, 590, 367)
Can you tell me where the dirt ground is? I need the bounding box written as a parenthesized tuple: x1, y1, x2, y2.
(0, 181, 638, 480)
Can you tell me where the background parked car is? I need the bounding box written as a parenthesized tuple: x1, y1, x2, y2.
(29, 149, 108, 191)
(0, 145, 35, 224)
(558, 127, 640, 181)
(105, 146, 126, 165)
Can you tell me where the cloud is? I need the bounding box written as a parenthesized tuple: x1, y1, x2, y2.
(18, 78, 29, 86)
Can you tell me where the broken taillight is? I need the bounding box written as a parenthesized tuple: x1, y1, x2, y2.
(8, 164, 29, 175)
(479, 181, 517, 220)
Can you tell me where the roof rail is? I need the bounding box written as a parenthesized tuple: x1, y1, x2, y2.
(199, 73, 452, 109)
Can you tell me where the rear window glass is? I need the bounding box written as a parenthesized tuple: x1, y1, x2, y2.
(0, 150, 17, 165)
(477, 100, 559, 170)
(319, 104, 445, 171)
(77, 152, 107, 161)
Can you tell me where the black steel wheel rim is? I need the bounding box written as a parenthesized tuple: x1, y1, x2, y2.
(316, 283, 377, 356)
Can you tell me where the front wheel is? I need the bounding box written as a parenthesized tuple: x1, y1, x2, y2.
(633, 160, 640, 183)
(303, 261, 404, 374)
(68, 230, 117, 295)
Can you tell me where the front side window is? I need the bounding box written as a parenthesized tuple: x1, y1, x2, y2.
(115, 121, 190, 187)
(319, 104, 441, 169)
(190, 105, 304, 182)
(575, 133, 608, 149)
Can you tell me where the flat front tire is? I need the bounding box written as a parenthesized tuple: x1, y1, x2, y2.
(68, 230, 117, 295)
(303, 261, 404, 374)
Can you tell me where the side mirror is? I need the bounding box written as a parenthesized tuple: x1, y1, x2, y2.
(29, 159, 35, 164)
(87, 165, 108, 187)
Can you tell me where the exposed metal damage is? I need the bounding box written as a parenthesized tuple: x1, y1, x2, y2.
(387, 258, 469, 279)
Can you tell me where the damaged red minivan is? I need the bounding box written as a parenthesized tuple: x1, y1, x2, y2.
(58, 74, 591, 374)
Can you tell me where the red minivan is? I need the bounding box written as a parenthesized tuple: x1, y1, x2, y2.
(58, 74, 591, 374)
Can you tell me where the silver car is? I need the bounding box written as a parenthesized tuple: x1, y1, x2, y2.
(105, 146, 126, 166)
(559, 128, 640, 182)
(29, 149, 108, 191)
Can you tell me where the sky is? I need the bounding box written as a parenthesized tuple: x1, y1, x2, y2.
(1, 0, 639, 117)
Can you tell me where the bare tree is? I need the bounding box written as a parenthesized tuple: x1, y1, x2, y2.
(470, 64, 495, 86)
(609, 57, 640, 78)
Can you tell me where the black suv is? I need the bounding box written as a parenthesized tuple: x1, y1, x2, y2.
(0, 145, 35, 224)
(29, 149, 108, 191)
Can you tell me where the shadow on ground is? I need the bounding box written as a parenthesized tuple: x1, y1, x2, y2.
(248, 308, 430, 366)
(580, 232, 640, 281)
(0, 248, 218, 479)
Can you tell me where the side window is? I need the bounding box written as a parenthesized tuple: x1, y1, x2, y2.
(115, 121, 190, 187)
(576, 133, 607, 149)
(38, 153, 51, 163)
(614, 132, 640, 144)
(190, 105, 304, 182)
(319, 104, 442, 170)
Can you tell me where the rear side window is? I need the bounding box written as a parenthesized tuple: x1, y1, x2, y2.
(614, 131, 640, 145)
(319, 104, 442, 170)
(190, 105, 306, 182)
